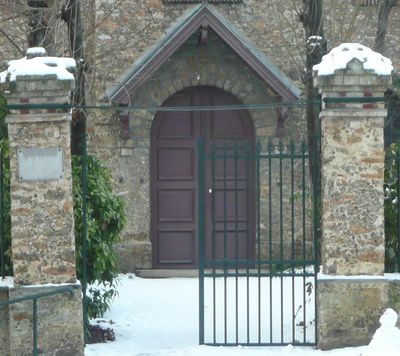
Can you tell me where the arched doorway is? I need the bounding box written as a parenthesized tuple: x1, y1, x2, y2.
(150, 86, 255, 269)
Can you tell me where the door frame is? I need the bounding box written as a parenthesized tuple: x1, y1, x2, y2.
(150, 86, 255, 269)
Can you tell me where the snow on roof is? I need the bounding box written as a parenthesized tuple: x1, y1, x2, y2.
(313, 43, 393, 76)
(0, 47, 76, 83)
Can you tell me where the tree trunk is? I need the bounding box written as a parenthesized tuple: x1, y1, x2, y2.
(374, 0, 397, 54)
(300, 0, 327, 188)
(61, 0, 87, 155)
(85, 0, 97, 104)
(375, 0, 398, 144)
(27, 0, 52, 52)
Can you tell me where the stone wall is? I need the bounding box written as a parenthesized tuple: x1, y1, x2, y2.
(92, 0, 400, 98)
(1, 1, 399, 271)
(320, 111, 385, 275)
(8, 285, 83, 356)
(1, 1, 400, 75)
(87, 0, 399, 270)
(318, 278, 400, 349)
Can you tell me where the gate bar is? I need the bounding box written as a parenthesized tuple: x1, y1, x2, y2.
(198, 138, 205, 345)
(0, 149, 4, 279)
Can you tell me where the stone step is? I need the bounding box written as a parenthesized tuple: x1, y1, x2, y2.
(135, 269, 199, 278)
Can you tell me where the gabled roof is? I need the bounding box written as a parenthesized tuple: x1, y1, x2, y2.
(106, 4, 301, 103)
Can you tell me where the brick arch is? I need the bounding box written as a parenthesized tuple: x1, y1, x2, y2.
(150, 78, 252, 112)
(136, 78, 259, 143)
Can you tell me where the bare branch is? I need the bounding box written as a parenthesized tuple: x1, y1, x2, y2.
(0, 28, 25, 55)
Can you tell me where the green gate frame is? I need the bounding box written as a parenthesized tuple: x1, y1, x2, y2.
(198, 137, 320, 346)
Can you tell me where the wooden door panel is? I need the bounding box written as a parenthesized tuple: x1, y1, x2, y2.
(213, 188, 248, 222)
(158, 230, 195, 264)
(158, 189, 195, 222)
(157, 147, 195, 180)
(158, 114, 194, 139)
(204, 90, 255, 266)
(151, 88, 200, 268)
(210, 114, 247, 139)
(210, 231, 249, 261)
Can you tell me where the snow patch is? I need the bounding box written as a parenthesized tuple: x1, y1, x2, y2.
(307, 36, 323, 42)
(21, 280, 81, 288)
(318, 272, 400, 281)
(380, 308, 398, 327)
(0, 276, 14, 288)
(0, 47, 76, 83)
(0, 71, 7, 84)
(313, 43, 393, 76)
(84, 274, 381, 356)
(26, 47, 47, 58)
(307, 36, 324, 48)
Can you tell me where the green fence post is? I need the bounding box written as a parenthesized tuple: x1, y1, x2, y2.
(396, 142, 400, 273)
(198, 138, 205, 345)
(312, 121, 320, 346)
(81, 133, 89, 342)
(0, 148, 4, 279)
(32, 298, 38, 356)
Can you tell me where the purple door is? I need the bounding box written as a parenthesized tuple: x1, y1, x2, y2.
(151, 86, 255, 268)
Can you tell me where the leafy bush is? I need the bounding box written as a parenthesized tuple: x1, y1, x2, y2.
(72, 154, 126, 318)
(384, 143, 400, 272)
(0, 93, 11, 276)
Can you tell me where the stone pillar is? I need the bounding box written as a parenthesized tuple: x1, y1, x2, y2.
(313, 44, 396, 350)
(0, 49, 84, 355)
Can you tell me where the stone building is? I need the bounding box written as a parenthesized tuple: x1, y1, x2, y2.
(0, 0, 399, 271)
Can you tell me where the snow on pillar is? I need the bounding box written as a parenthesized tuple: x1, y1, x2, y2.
(313, 43, 395, 350)
(0, 48, 84, 355)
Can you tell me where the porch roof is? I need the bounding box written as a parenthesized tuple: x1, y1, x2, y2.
(105, 4, 302, 104)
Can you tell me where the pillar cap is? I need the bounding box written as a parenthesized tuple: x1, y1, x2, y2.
(313, 43, 392, 78)
(0, 47, 76, 85)
(313, 43, 392, 109)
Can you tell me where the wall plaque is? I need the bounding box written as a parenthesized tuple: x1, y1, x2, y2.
(18, 147, 64, 181)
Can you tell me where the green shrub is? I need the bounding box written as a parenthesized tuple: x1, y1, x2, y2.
(384, 143, 400, 272)
(0, 93, 11, 276)
(72, 154, 126, 318)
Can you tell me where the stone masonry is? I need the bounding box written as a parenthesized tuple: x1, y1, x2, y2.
(5, 82, 76, 285)
(87, 0, 400, 271)
(0, 49, 84, 355)
(314, 44, 400, 350)
(0, 1, 400, 271)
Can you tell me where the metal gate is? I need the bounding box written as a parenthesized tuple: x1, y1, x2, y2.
(198, 138, 319, 346)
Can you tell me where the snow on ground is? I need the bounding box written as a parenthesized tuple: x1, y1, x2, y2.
(363, 309, 400, 356)
(85, 274, 398, 356)
(202, 274, 315, 344)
